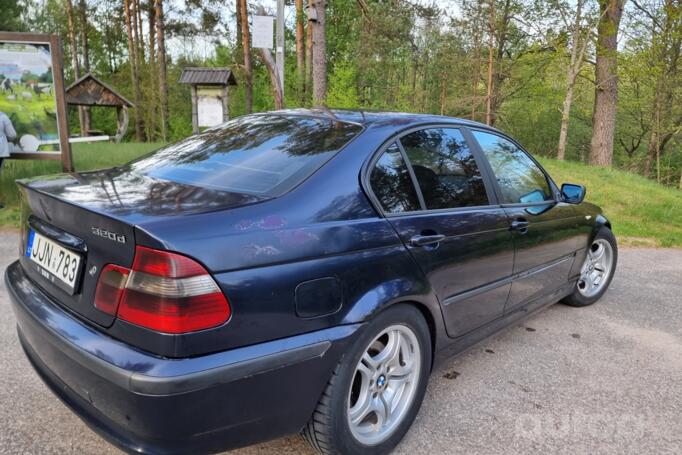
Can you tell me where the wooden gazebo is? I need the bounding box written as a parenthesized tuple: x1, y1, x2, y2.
(65, 73, 134, 143)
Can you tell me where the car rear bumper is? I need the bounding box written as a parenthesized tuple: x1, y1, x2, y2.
(5, 260, 361, 454)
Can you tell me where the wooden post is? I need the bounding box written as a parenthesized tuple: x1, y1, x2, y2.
(222, 86, 229, 122)
(115, 106, 129, 143)
(51, 34, 74, 172)
(191, 85, 198, 134)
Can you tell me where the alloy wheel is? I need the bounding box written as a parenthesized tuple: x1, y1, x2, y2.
(347, 324, 421, 446)
(577, 238, 614, 298)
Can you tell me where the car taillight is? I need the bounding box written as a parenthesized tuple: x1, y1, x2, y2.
(132, 246, 207, 278)
(94, 246, 231, 334)
(94, 264, 129, 316)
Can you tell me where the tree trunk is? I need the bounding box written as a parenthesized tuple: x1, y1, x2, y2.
(65, 0, 85, 136)
(305, 0, 314, 103)
(439, 72, 446, 115)
(557, 83, 575, 161)
(643, 0, 681, 177)
(155, 0, 169, 141)
(557, 0, 587, 160)
(235, 0, 242, 64)
(132, 0, 146, 138)
(468, 1, 482, 121)
(295, 0, 305, 100)
(420, 53, 429, 112)
(239, 0, 253, 113)
(147, 3, 157, 140)
(589, 0, 625, 167)
(411, 46, 418, 106)
(260, 48, 285, 109)
(148, 6, 156, 67)
(123, 0, 144, 140)
(78, 0, 91, 134)
(311, 0, 327, 106)
(488, 0, 512, 126)
(64, 0, 79, 77)
(644, 94, 661, 177)
(485, 0, 495, 126)
(471, 39, 481, 121)
(134, 0, 145, 62)
(77, 0, 90, 74)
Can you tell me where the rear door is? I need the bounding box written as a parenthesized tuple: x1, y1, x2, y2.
(470, 130, 580, 311)
(366, 127, 515, 338)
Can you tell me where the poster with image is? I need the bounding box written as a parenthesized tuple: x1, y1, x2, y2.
(0, 41, 60, 152)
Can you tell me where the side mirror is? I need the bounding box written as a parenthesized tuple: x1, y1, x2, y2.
(561, 183, 586, 204)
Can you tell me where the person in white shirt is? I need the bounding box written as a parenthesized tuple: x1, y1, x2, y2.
(0, 111, 17, 209)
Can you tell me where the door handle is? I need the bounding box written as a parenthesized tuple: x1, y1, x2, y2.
(510, 218, 529, 233)
(410, 234, 445, 247)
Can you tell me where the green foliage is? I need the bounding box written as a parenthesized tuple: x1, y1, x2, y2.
(0, 0, 25, 31)
(327, 61, 359, 108)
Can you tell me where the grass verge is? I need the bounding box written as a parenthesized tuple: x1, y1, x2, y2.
(539, 157, 682, 248)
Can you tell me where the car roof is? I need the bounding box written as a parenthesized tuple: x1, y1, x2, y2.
(263, 108, 499, 132)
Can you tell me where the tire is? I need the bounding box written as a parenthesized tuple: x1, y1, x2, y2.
(562, 227, 618, 307)
(301, 304, 432, 455)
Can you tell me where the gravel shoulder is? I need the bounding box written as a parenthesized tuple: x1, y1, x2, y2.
(0, 230, 680, 454)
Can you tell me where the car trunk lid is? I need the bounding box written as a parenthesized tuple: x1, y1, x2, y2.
(17, 169, 266, 328)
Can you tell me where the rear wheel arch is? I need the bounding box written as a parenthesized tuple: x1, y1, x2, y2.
(405, 301, 437, 370)
(338, 273, 445, 369)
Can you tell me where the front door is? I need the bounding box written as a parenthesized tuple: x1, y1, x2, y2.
(470, 130, 581, 311)
(367, 127, 515, 338)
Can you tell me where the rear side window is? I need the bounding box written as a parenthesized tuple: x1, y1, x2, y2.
(370, 143, 421, 213)
(472, 131, 553, 204)
(128, 115, 362, 196)
(400, 128, 488, 210)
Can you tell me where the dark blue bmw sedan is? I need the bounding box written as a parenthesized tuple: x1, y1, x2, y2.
(5, 110, 617, 454)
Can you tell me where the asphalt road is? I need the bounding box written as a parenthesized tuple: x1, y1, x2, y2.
(1, 229, 681, 454)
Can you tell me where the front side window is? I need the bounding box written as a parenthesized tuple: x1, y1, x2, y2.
(370, 143, 421, 213)
(400, 128, 488, 210)
(472, 131, 553, 204)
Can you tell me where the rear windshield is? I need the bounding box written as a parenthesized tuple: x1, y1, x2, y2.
(127, 114, 362, 196)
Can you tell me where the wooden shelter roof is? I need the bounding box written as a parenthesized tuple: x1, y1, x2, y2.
(65, 73, 134, 108)
(179, 67, 237, 86)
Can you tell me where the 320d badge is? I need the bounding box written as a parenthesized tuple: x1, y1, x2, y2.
(91, 227, 127, 244)
(5, 110, 617, 455)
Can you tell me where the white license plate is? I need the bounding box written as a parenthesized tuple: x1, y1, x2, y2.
(25, 230, 82, 294)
